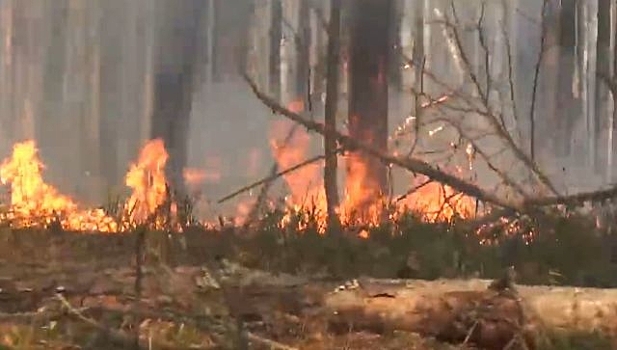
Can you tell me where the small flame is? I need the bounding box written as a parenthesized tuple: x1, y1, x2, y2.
(125, 139, 177, 228)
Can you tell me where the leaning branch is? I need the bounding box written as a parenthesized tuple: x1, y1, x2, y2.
(243, 72, 521, 211)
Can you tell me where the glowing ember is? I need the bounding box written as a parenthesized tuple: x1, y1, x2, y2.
(0, 140, 117, 232)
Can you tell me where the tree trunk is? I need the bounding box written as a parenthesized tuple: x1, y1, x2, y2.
(269, 0, 282, 100)
(346, 0, 392, 216)
(554, 0, 579, 158)
(388, 0, 402, 91)
(324, 0, 342, 232)
(151, 0, 205, 195)
(295, 0, 311, 107)
(325, 278, 617, 349)
(596, 0, 611, 173)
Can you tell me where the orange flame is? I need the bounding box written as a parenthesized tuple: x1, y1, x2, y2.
(0, 140, 117, 232)
(267, 100, 478, 235)
(0, 139, 183, 232)
(125, 138, 177, 228)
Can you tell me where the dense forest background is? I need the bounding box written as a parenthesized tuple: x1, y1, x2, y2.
(0, 0, 615, 222)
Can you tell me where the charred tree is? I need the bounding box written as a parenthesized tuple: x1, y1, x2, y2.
(596, 0, 611, 172)
(346, 0, 392, 215)
(554, 0, 579, 158)
(151, 0, 205, 195)
(98, 0, 124, 188)
(269, 0, 282, 100)
(324, 0, 342, 232)
(388, 0, 402, 91)
(211, 0, 253, 82)
(295, 0, 311, 107)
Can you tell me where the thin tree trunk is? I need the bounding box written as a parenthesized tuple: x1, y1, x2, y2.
(596, 0, 611, 173)
(269, 0, 282, 100)
(151, 0, 205, 195)
(554, 0, 579, 158)
(346, 0, 392, 217)
(296, 0, 311, 107)
(389, 0, 402, 91)
(324, 0, 342, 232)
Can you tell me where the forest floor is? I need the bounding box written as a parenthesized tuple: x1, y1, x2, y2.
(0, 225, 614, 350)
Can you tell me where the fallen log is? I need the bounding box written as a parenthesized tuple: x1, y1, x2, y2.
(322, 278, 617, 349)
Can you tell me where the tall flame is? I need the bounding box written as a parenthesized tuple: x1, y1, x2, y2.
(125, 138, 177, 228)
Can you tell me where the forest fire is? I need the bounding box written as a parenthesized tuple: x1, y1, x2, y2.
(0, 130, 477, 235)
(0, 139, 176, 232)
(0, 140, 118, 232)
(268, 102, 477, 234)
(124, 138, 178, 229)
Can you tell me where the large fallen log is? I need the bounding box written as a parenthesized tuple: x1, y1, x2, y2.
(322, 278, 617, 349)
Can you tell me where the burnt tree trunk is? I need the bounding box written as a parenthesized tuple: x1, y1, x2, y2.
(388, 0, 402, 91)
(151, 0, 205, 195)
(269, 0, 282, 100)
(324, 0, 342, 232)
(295, 0, 311, 107)
(596, 0, 611, 172)
(346, 0, 392, 215)
(554, 0, 579, 158)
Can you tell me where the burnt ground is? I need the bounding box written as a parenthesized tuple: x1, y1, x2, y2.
(0, 228, 613, 350)
(0, 228, 457, 350)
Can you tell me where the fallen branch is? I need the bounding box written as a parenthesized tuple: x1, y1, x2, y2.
(324, 278, 617, 349)
(56, 293, 176, 350)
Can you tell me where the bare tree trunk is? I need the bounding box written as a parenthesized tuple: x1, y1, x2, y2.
(346, 0, 392, 216)
(324, 0, 342, 232)
(269, 0, 282, 100)
(99, 0, 123, 190)
(151, 0, 205, 195)
(596, 0, 611, 174)
(554, 0, 579, 159)
(388, 0, 402, 91)
(295, 0, 311, 107)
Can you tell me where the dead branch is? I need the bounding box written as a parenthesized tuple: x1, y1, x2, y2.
(55, 293, 174, 350)
(218, 149, 342, 204)
(400, 49, 559, 197)
(243, 72, 521, 212)
(245, 124, 303, 228)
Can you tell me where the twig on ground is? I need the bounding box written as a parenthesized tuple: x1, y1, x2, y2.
(55, 293, 176, 350)
(247, 331, 299, 350)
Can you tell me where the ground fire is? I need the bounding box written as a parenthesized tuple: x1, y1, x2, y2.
(268, 101, 478, 234)
(0, 128, 477, 234)
(0, 139, 176, 232)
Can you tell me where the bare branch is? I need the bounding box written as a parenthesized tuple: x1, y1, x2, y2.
(243, 72, 521, 211)
(528, 0, 550, 161)
(217, 149, 342, 204)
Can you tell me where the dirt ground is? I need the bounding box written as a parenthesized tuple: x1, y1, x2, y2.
(0, 229, 613, 350)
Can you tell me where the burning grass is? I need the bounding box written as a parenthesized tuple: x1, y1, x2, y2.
(0, 139, 615, 349)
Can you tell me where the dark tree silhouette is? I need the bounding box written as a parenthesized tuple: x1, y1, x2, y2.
(346, 0, 393, 213)
(554, 0, 579, 158)
(151, 0, 206, 194)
